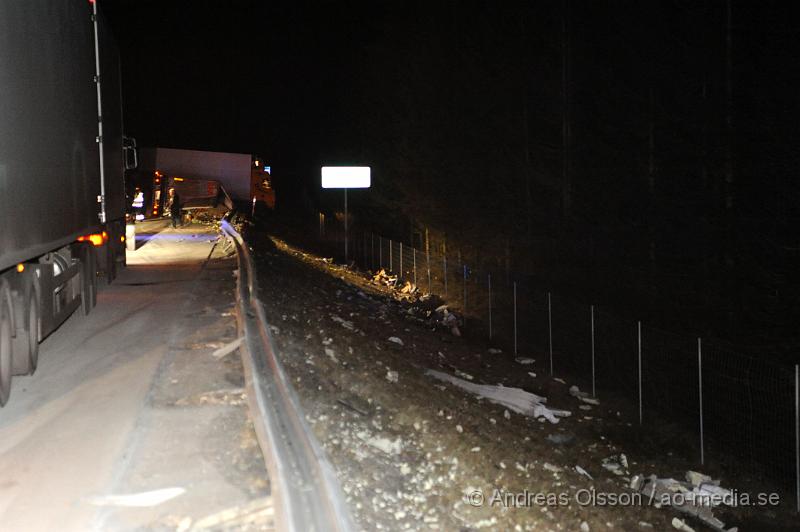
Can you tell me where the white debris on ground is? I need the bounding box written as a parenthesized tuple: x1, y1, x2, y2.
(630, 471, 740, 532)
(602, 453, 629, 476)
(426, 369, 571, 424)
(371, 268, 397, 287)
(569, 385, 600, 405)
(575, 465, 593, 480)
(330, 314, 355, 331)
(86, 487, 186, 508)
(387, 336, 404, 346)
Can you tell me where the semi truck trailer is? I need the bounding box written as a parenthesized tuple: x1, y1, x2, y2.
(138, 147, 252, 206)
(0, 0, 136, 405)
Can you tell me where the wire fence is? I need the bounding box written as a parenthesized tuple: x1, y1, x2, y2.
(316, 219, 799, 506)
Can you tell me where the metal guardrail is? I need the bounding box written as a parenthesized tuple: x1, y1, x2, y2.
(220, 219, 354, 532)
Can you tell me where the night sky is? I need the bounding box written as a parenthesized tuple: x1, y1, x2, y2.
(104, 0, 800, 351)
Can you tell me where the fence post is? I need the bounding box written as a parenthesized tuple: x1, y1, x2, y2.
(638, 321, 643, 426)
(426, 252, 432, 294)
(591, 304, 596, 398)
(513, 282, 518, 355)
(379, 237, 383, 269)
(413, 248, 417, 287)
(548, 292, 553, 376)
(371, 233, 375, 270)
(488, 274, 493, 341)
(698, 337, 704, 465)
(397, 241, 405, 280)
(463, 265, 467, 312)
(443, 255, 448, 297)
(363, 232, 367, 267)
(795, 363, 799, 513)
(389, 239, 393, 272)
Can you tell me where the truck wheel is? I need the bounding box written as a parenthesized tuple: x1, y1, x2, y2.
(12, 287, 39, 376)
(81, 245, 97, 316)
(0, 281, 13, 406)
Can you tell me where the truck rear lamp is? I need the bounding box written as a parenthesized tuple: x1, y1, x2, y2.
(78, 233, 106, 247)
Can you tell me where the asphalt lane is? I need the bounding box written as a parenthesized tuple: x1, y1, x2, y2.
(0, 220, 270, 531)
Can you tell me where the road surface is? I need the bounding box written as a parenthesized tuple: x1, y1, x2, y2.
(0, 220, 271, 531)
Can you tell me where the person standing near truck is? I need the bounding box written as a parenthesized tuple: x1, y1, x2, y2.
(167, 187, 182, 227)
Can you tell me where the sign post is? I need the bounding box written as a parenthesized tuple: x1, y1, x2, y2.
(321, 166, 371, 262)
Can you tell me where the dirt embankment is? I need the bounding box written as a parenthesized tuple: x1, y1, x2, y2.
(249, 232, 790, 531)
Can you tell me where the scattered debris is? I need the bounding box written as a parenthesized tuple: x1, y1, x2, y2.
(211, 337, 245, 359)
(399, 281, 417, 294)
(575, 465, 593, 480)
(630, 471, 739, 532)
(174, 388, 246, 407)
(454, 369, 474, 381)
(488, 348, 502, 354)
(569, 385, 588, 398)
(372, 268, 397, 287)
(189, 497, 274, 531)
(602, 454, 628, 476)
(86, 487, 186, 507)
(426, 369, 571, 424)
(543, 463, 563, 473)
(357, 432, 402, 455)
(336, 398, 368, 416)
(671, 517, 695, 532)
(386, 370, 399, 383)
(438, 308, 462, 336)
(515, 357, 536, 365)
(330, 314, 355, 330)
(324, 347, 339, 363)
(387, 336, 404, 346)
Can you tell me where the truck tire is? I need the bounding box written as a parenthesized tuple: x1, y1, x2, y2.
(0, 281, 13, 406)
(12, 284, 39, 376)
(81, 245, 97, 316)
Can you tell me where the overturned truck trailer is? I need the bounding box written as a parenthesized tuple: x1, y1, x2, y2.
(0, 0, 136, 405)
(139, 147, 252, 208)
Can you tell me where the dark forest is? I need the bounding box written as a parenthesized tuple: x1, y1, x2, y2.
(106, 0, 800, 356)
